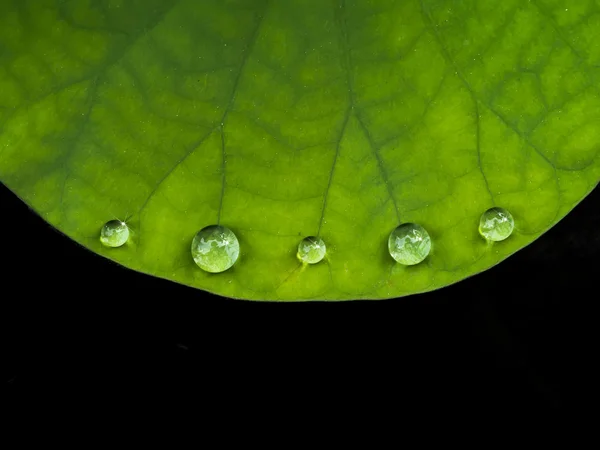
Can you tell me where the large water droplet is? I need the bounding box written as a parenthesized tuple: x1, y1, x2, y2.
(100, 220, 129, 248)
(297, 236, 326, 264)
(191, 225, 239, 273)
(479, 207, 514, 241)
(388, 223, 431, 265)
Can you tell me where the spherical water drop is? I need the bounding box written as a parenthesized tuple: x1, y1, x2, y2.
(191, 225, 239, 273)
(388, 223, 431, 265)
(479, 207, 514, 241)
(297, 236, 326, 264)
(100, 220, 129, 248)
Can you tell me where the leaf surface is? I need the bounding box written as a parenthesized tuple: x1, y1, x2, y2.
(1, 0, 599, 300)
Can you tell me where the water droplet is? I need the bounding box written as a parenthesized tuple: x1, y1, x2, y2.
(100, 220, 129, 248)
(297, 236, 326, 264)
(388, 223, 431, 265)
(479, 207, 514, 241)
(191, 225, 239, 273)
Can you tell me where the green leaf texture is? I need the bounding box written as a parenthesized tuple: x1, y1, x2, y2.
(1, 0, 599, 300)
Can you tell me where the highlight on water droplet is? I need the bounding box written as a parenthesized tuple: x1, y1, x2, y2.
(100, 220, 129, 248)
(479, 207, 514, 242)
(297, 236, 326, 264)
(388, 223, 431, 265)
(191, 225, 240, 273)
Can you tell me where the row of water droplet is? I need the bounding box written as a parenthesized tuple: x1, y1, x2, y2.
(100, 207, 514, 273)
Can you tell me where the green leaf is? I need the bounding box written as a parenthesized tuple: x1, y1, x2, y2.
(1, 0, 598, 301)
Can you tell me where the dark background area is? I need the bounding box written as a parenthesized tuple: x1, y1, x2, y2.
(2, 181, 597, 413)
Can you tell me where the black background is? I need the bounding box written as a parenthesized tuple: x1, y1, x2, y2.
(3, 181, 597, 413)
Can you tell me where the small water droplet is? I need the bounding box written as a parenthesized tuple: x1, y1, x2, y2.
(297, 236, 326, 264)
(388, 223, 431, 265)
(100, 220, 129, 248)
(479, 207, 514, 241)
(191, 225, 239, 273)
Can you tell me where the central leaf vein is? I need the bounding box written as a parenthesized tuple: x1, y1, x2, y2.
(419, 0, 563, 217)
(217, 4, 268, 225)
(318, 0, 401, 236)
(136, 1, 269, 227)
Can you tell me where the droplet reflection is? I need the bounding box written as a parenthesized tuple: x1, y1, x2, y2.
(100, 220, 129, 248)
(191, 225, 240, 273)
(297, 236, 326, 264)
(479, 207, 514, 241)
(388, 223, 431, 265)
